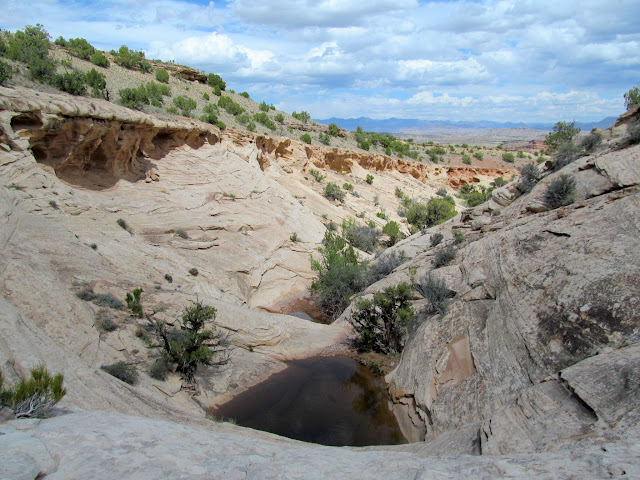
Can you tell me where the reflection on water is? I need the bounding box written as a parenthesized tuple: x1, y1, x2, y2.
(211, 356, 407, 446)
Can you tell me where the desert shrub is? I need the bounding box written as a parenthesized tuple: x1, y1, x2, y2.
(0, 365, 66, 418)
(112, 45, 151, 72)
(300, 133, 312, 144)
(580, 131, 603, 153)
(342, 217, 380, 252)
(502, 152, 515, 163)
(218, 95, 244, 115)
(240, 91, 250, 98)
(323, 182, 345, 202)
(125, 288, 143, 318)
(405, 197, 457, 230)
(491, 177, 507, 188)
(275, 113, 284, 123)
(253, 112, 276, 130)
(436, 188, 447, 197)
(518, 163, 540, 194)
(473, 151, 484, 160)
(366, 174, 374, 185)
(119, 85, 149, 110)
(343, 182, 354, 191)
(207, 73, 226, 91)
(351, 282, 414, 354)
(369, 250, 408, 284)
(0, 60, 13, 85)
(466, 190, 488, 207)
(395, 187, 405, 198)
(99, 315, 118, 332)
(546, 121, 580, 150)
(85, 68, 107, 99)
(259, 101, 269, 112)
(292, 110, 310, 122)
(90, 51, 109, 67)
(67, 37, 95, 59)
(462, 154, 471, 165)
(116, 218, 133, 234)
(164, 274, 173, 283)
(5, 24, 56, 82)
(53, 70, 87, 95)
(414, 274, 455, 315)
(289, 232, 298, 242)
(155, 68, 169, 83)
(212, 85, 222, 96)
(189, 267, 199, 276)
(174, 228, 188, 239)
(237, 113, 250, 125)
(552, 140, 580, 170)
(433, 245, 456, 268)
(430, 232, 443, 247)
(453, 229, 464, 244)
(246, 122, 256, 132)
(545, 174, 576, 208)
(149, 358, 170, 381)
(517, 151, 526, 158)
(309, 168, 325, 182)
(101, 362, 137, 385)
(148, 301, 229, 381)
(319, 132, 330, 145)
(310, 231, 370, 319)
(626, 120, 640, 145)
(173, 96, 197, 116)
(382, 220, 404, 246)
(202, 92, 210, 101)
(327, 123, 340, 136)
(94, 293, 124, 310)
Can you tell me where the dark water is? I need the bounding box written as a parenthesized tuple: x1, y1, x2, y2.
(211, 356, 407, 446)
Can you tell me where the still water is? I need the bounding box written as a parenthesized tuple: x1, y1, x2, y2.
(211, 356, 407, 446)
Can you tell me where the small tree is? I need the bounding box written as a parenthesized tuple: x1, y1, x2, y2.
(351, 283, 414, 354)
(148, 301, 229, 382)
(545, 121, 580, 150)
(624, 85, 640, 110)
(382, 220, 404, 246)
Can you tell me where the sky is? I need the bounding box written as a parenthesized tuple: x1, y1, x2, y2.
(2, 0, 639, 123)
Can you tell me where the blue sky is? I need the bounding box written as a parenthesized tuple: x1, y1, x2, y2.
(2, 0, 638, 122)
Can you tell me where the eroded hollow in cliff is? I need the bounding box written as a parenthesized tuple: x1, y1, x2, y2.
(210, 356, 407, 447)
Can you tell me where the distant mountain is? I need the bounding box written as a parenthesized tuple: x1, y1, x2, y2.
(316, 117, 619, 133)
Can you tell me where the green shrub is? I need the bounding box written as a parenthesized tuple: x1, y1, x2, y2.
(626, 120, 640, 145)
(323, 182, 345, 202)
(309, 168, 326, 182)
(119, 85, 149, 110)
(164, 273, 173, 283)
(54, 70, 87, 95)
(430, 232, 443, 247)
(327, 123, 340, 136)
(342, 217, 380, 253)
(237, 113, 250, 125)
(518, 163, 540, 194)
(93, 293, 124, 310)
(292, 110, 310, 123)
(253, 112, 276, 130)
(365, 174, 374, 185)
(343, 182, 354, 191)
(473, 151, 484, 160)
(125, 288, 143, 318)
(0, 364, 66, 418)
(545, 121, 580, 150)
(300, 133, 312, 144)
(259, 101, 269, 112)
(275, 113, 284, 123)
(173, 96, 197, 116)
(395, 187, 405, 198)
(218, 95, 245, 115)
(148, 301, 229, 381)
(319, 132, 330, 145)
(453, 229, 464, 244)
(310, 231, 370, 319)
(545, 174, 576, 208)
(99, 315, 118, 332)
(580, 131, 603, 153)
(85, 68, 107, 99)
(517, 151, 526, 158)
(6, 24, 56, 82)
(351, 282, 414, 354)
(462, 154, 471, 165)
(433, 245, 456, 268)
(369, 250, 408, 284)
(101, 362, 137, 385)
(149, 358, 170, 381)
(502, 152, 515, 163)
(67, 37, 95, 59)
(116, 218, 133, 233)
(240, 91, 249, 98)
(382, 221, 404, 246)
(413, 274, 454, 315)
(174, 228, 188, 239)
(207, 73, 226, 91)
(405, 197, 457, 230)
(112, 45, 151, 72)
(203, 92, 210, 101)
(0, 60, 13, 85)
(246, 122, 256, 132)
(90, 51, 109, 68)
(436, 188, 447, 197)
(189, 267, 199, 276)
(491, 177, 507, 188)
